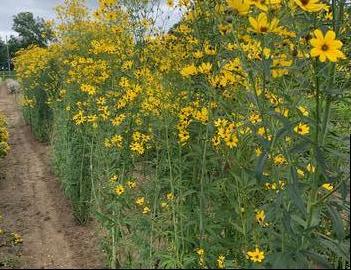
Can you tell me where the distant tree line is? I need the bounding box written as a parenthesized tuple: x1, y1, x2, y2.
(0, 12, 54, 71)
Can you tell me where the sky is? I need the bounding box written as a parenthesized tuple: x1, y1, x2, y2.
(0, 0, 182, 40)
(0, 0, 96, 40)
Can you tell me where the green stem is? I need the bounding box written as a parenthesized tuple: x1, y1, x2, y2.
(164, 120, 179, 262)
(199, 123, 209, 244)
(90, 136, 98, 209)
(315, 61, 320, 149)
(111, 209, 117, 269)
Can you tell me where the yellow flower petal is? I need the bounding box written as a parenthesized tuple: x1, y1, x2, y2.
(324, 30, 336, 43)
(313, 29, 324, 40)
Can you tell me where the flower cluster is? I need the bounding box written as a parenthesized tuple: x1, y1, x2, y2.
(0, 114, 10, 158)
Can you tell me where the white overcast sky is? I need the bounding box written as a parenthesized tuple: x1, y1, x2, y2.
(0, 0, 182, 40)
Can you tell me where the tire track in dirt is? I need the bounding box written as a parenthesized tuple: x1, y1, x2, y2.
(0, 84, 104, 269)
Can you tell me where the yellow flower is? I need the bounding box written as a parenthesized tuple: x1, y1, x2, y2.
(204, 43, 216, 55)
(272, 55, 292, 78)
(114, 185, 125, 196)
(306, 163, 315, 173)
(166, 0, 174, 7)
(256, 210, 265, 226)
(217, 255, 225, 269)
(227, 0, 251, 16)
(11, 232, 23, 244)
(257, 127, 266, 136)
(310, 30, 345, 62)
(294, 0, 327, 12)
(279, 180, 286, 189)
(255, 147, 262, 156)
(249, 12, 280, 34)
(250, 0, 281, 11)
(249, 113, 262, 124)
(297, 169, 305, 177)
(274, 154, 287, 165)
(180, 64, 198, 77)
(263, 47, 271, 58)
(193, 50, 204, 58)
(198, 62, 212, 74)
(127, 180, 136, 189)
(80, 84, 96, 95)
(196, 248, 205, 256)
(247, 247, 265, 263)
(294, 123, 310, 135)
(325, 11, 333, 20)
(160, 201, 169, 209)
(111, 134, 123, 148)
(135, 196, 145, 206)
(111, 114, 126, 126)
(218, 23, 233, 35)
(275, 107, 289, 117)
(194, 108, 209, 123)
(224, 134, 239, 148)
(130, 142, 145, 155)
(143, 206, 151, 214)
(110, 175, 118, 182)
(166, 192, 175, 201)
(322, 183, 333, 191)
(298, 106, 309, 116)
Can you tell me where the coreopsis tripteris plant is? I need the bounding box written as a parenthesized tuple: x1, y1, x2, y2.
(310, 29, 345, 62)
(248, 12, 280, 34)
(226, 0, 251, 15)
(14, 0, 350, 268)
(294, 0, 327, 12)
(247, 247, 265, 263)
(0, 114, 10, 157)
(251, 0, 281, 11)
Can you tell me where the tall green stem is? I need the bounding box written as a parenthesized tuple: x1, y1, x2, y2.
(199, 123, 209, 244)
(165, 120, 179, 263)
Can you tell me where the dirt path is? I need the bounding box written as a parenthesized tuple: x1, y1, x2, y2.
(0, 84, 104, 269)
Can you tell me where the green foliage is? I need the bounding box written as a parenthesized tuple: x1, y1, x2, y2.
(12, 12, 54, 48)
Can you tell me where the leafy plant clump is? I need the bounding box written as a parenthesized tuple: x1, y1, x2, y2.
(15, 0, 350, 268)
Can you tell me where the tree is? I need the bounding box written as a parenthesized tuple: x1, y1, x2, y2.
(0, 38, 7, 70)
(0, 12, 54, 71)
(12, 12, 54, 48)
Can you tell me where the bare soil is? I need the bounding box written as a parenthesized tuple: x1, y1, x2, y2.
(0, 84, 104, 269)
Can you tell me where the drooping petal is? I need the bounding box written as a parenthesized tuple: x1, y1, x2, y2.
(270, 18, 280, 30)
(333, 50, 346, 59)
(324, 30, 336, 43)
(326, 52, 337, 62)
(310, 48, 321, 57)
(330, 40, 343, 50)
(313, 29, 324, 41)
(319, 53, 327, 62)
(310, 38, 321, 48)
(249, 17, 258, 30)
(258, 13, 267, 25)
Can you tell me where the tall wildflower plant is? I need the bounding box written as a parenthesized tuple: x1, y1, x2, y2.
(15, 0, 350, 268)
(0, 114, 10, 158)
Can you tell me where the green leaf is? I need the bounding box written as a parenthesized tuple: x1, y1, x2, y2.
(288, 168, 306, 216)
(302, 250, 332, 269)
(255, 152, 268, 182)
(271, 252, 291, 269)
(318, 237, 350, 262)
(326, 205, 345, 241)
(291, 214, 307, 228)
(310, 207, 321, 228)
(231, 222, 243, 234)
